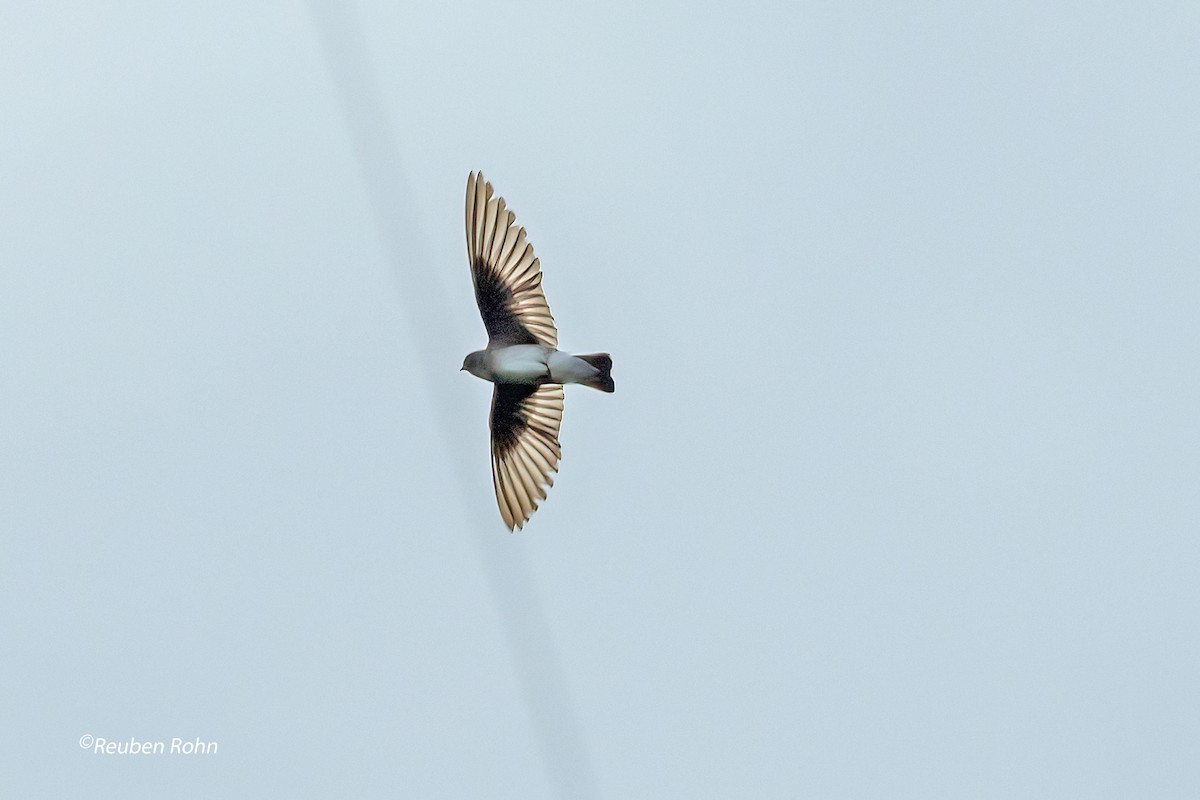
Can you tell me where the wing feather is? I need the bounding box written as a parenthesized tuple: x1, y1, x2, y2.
(465, 172, 558, 348)
(489, 383, 564, 530)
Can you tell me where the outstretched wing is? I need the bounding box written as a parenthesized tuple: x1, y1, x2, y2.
(489, 383, 564, 530)
(465, 171, 558, 348)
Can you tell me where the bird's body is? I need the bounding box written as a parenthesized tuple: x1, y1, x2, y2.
(460, 172, 614, 530)
(463, 345, 607, 387)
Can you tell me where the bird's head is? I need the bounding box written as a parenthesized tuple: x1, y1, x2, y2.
(460, 350, 488, 380)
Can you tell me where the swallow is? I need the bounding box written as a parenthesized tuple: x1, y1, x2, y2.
(460, 172, 614, 530)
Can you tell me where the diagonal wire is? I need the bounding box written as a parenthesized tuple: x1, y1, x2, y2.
(306, 3, 596, 798)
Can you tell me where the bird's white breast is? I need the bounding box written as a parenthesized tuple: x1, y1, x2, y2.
(488, 345, 552, 383)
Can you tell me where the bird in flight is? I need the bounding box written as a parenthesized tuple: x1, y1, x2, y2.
(461, 171, 614, 530)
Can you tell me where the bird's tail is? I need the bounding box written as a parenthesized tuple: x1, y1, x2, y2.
(576, 353, 615, 393)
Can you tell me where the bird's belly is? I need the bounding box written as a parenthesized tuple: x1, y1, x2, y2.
(489, 345, 551, 383)
(547, 351, 598, 384)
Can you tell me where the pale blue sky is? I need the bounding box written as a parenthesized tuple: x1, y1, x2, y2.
(2, 2, 1198, 798)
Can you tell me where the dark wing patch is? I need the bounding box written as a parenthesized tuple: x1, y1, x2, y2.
(489, 383, 564, 530)
(465, 172, 558, 348)
(473, 265, 539, 346)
